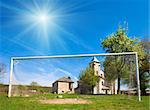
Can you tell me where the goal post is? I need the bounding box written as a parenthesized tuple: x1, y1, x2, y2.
(8, 52, 141, 101)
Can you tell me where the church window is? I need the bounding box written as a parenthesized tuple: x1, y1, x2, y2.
(102, 81, 104, 85)
(96, 71, 98, 75)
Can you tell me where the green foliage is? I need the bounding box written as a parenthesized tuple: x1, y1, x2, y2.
(79, 66, 99, 94)
(30, 81, 39, 86)
(101, 25, 145, 94)
(30, 81, 40, 91)
(37, 87, 51, 93)
(104, 56, 130, 82)
(18, 85, 28, 90)
(102, 25, 145, 66)
(126, 41, 150, 95)
(139, 41, 150, 95)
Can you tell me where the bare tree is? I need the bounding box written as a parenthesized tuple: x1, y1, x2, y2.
(0, 63, 6, 84)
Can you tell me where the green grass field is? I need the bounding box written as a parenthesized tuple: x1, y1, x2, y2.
(0, 94, 149, 110)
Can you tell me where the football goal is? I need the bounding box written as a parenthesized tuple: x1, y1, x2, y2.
(8, 52, 141, 101)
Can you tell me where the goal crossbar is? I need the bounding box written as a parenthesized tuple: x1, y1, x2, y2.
(8, 52, 141, 101)
(11, 52, 137, 60)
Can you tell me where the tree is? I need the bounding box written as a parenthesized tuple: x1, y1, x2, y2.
(79, 66, 99, 94)
(30, 81, 39, 90)
(0, 63, 6, 84)
(30, 81, 39, 86)
(101, 25, 145, 94)
(124, 40, 150, 95)
(103, 56, 130, 93)
(139, 41, 150, 95)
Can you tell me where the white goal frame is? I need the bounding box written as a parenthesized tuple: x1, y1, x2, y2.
(8, 52, 141, 101)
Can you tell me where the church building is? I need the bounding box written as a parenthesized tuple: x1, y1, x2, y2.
(75, 57, 117, 94)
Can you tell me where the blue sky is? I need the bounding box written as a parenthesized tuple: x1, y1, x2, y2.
(0, 0, 149, 87)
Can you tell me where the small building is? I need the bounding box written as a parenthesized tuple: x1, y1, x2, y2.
(146, 88, 150, 95)
(52, 77, 74, 94)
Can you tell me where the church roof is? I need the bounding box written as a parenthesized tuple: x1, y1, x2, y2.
(55, 77, 74, 83)
(91, 57, 100, 63)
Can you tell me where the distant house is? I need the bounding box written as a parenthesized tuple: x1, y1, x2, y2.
(52, 77, 74, 94)
(146, 88, 150, 95)
(120, 88, 137, 95)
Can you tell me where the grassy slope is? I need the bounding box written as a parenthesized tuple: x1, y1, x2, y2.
(0, 94, 149, 110)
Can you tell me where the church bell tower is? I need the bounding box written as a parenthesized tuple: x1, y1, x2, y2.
(90, 57, 105, 94)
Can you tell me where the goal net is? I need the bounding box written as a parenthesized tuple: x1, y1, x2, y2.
(8, 52, 141, 101)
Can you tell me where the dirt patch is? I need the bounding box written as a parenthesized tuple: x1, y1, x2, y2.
(39, 98, 91, 104)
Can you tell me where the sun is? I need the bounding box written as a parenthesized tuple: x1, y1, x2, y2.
(38, 14, 48, 22)
(36, 13, 49, 24)
(30, 11, 50, 26)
